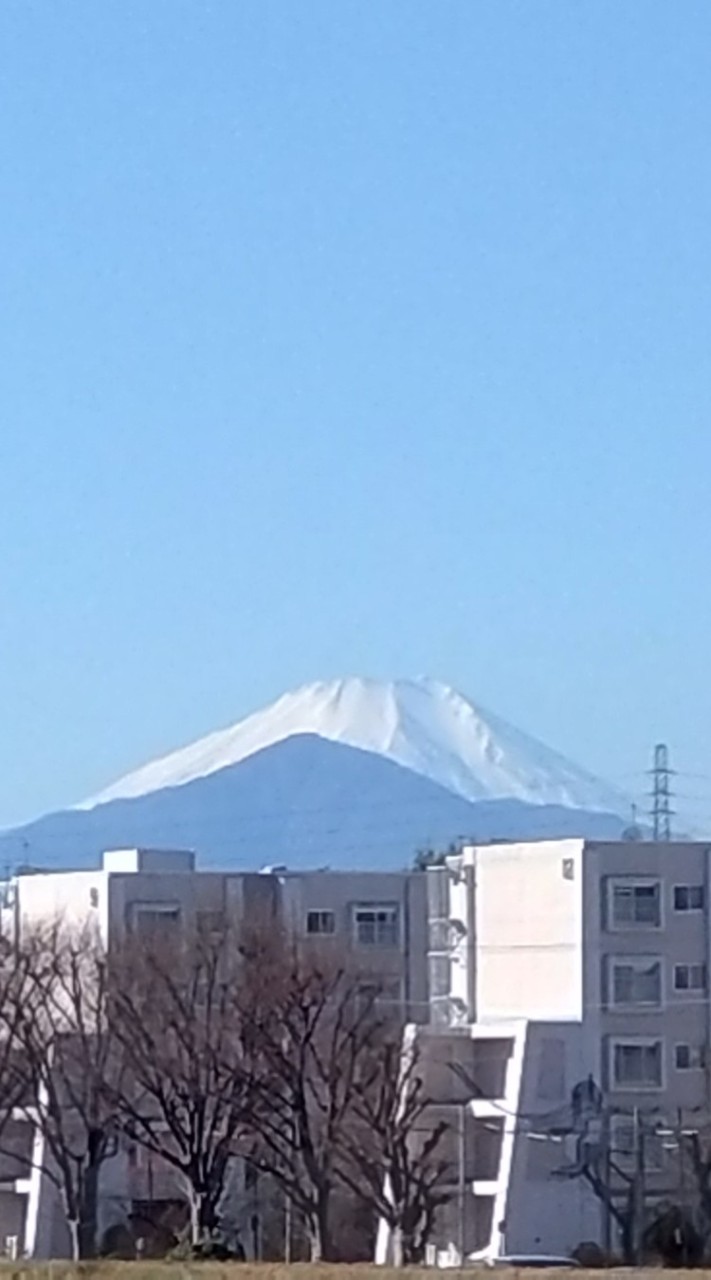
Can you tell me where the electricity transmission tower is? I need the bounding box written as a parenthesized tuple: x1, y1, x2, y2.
(650, 743, 674, 841)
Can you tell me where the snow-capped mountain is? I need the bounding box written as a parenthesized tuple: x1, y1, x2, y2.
(80, 676, 624, 815)
(0, 678, 628, 873)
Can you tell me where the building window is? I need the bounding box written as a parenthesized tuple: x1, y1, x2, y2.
(674, 963, 707, 992)
(608, 879, 661, 929)
(674, 885, 705, 912)
(129, 903, 181, 939)
(676, 1043, 705, 1071)
(306, 909, 335, 936)
(353, 903, 399, 947)
(609, 956, 662, 1008)
(611, 1038, 663, 1089)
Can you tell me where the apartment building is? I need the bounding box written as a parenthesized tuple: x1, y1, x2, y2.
(0, 847, 428, 1258)
(5, 847, 427, 1011)
(377, 837, 711, 1265)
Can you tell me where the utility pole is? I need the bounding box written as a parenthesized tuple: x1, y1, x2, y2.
(457, 1103, 465, 1264)
(601, 1106, 612, 1257)
(678, 1106, 688, 1267)
(631, 1106, 646, 1264)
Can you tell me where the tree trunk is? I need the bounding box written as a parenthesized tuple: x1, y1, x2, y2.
(308, 1189, 333, 1262)
(62, 1183, 83, 1261)
(308, 1225, 323, 1264)
(79, 1159, 100, 1258)
(189, 1188, 204, 1249)
(188, 1185, 216, 1249)
(67, 1219, 80, 1263)
(391, 1225, 404, 1267)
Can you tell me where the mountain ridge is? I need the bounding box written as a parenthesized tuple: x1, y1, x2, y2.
(78, 676, 625, 816)
(0, 678, 628, 874)
(0, 734, 626, 873)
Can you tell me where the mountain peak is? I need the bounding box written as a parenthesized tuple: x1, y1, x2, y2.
(78, 676, 624, 816)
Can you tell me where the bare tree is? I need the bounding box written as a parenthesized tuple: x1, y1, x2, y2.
(682, 1130, 711, 1230)
(0, 937, 36, 1127)
(338, 1027, 452, 1264)
(552, 1104, 711, 1265)
(108, 925, 257, 1250)
(239, 937, 390, 1262)
(572, 1144, 636, 1262)
(643, 1199, 703, 1266)
(4, 923, 121, 1260)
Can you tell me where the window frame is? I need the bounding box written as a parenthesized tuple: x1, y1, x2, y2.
(607, 877, 662, 931)
(609, 1036, 664, 1091)
(673, 962, 707, 993)
(305, 908, 336, 937)
(128, 901, 181, 936)
(606, 954, 663, 1009)
(352, 902, 400, 947)
(673, 884, 705, 912)
(675, 1043, 705, 1071)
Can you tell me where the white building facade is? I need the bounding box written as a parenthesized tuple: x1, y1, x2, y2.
(377, 837, 711, 1264)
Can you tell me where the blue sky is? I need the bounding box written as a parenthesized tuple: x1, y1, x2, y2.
(1, 1, 710, 829)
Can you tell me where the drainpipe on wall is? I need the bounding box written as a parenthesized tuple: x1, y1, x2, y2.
(462, 856, 477, 1021)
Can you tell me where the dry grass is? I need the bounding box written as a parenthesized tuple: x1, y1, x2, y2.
(0, 1266, 682, 1280)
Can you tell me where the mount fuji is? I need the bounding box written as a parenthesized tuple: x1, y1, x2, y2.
(0, 678, 628, 872)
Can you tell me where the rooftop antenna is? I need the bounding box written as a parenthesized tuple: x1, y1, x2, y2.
(650, 743, 674, 841)
(621, 802, 643, 842)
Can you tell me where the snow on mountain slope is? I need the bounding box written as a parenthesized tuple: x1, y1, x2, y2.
(79, 677, 625, 815)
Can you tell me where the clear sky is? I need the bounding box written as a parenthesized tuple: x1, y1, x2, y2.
(1, 1, 710, 830)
